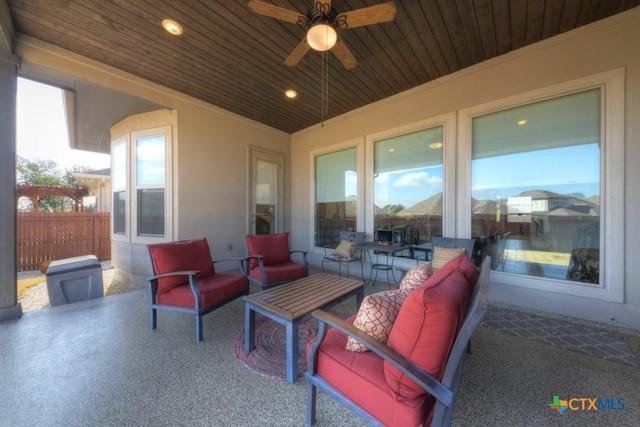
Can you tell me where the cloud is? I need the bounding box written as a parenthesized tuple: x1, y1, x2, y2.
(394, 171, 442, 188)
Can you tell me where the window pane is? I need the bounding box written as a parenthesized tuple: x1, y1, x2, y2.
(315, 148, 357, 247)
(471, 89, 600, 284)
(113, 142, 126, 190)
(138, 189, 165, 236)
(374, 127, 443, 254)
(136, 135, 165, 186)
(113, 191, 126, 234)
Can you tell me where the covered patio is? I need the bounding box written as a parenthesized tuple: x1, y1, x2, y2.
(1, 277, 639, 426)
(2, 3, 640, 425)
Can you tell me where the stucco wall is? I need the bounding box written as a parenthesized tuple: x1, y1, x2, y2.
(290, 9, 640, 330)
(15, 36, 291, 286)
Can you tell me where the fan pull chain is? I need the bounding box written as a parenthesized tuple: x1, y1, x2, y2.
(321, 51, 329, 127)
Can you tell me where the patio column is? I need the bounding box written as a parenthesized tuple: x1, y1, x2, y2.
(0, 6, 22, 321)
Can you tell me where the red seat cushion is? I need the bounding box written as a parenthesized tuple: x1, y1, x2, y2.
(157, 273, 248, 308)
(148, 238, 215, 294)
(249, 261, 307, 284)
(384, 267, 473, 402)
(310, 315, 428, 426)
(246, 232, 291, 269)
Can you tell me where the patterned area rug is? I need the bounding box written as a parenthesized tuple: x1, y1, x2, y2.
(233, 316, 320, 381)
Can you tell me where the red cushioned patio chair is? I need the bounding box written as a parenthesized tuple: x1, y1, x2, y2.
(245, 232, 309, 289)
(147, 238, 250, 342)
(306, 256, 491, 426)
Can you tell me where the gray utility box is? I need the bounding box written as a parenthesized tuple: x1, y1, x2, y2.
(46, 255, 104, 306)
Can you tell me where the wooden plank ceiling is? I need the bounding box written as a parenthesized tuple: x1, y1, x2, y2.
(7, 0, 640, 134)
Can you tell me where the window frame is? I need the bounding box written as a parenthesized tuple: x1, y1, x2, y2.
(310, 137, 365, 253)
(365, 114, 457, 255)
(458, 68, 625, 302)
(130, 125, 173, 244)
(110, 135, 129, 242)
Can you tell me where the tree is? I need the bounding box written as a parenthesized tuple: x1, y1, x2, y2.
(16, 157, 87, 212)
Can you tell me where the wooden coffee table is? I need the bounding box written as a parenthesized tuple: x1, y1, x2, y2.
(244, 273, 365, 383)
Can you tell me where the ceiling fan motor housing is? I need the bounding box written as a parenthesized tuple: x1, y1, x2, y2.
(306, 5, 338, 27)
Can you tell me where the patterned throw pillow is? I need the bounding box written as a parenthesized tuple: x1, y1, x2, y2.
(431, 246, 465, 270)
(345, 290, 407, 352)
(333, 239, 354, 257)
(398, 263, 434, 293)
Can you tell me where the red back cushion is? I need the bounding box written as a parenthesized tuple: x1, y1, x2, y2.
(383, 268, 473, 401)
(246, 232, 291, 269)
(148, 238, 215, 294)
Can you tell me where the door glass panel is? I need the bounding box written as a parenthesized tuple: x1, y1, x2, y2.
(471, 89, 601, 284)
(254, 159, 277, 235)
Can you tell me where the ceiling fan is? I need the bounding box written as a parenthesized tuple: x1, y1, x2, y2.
(248, 0, 397, 69)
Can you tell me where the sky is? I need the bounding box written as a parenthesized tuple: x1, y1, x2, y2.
(16, 78, 111, 172)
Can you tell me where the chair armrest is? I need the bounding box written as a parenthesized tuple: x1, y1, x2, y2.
(147, 270, 201, 308)
(212, 257, 251, 275)
(290, 250, 309, 267)
(148, 270, 199, 281)
(246, 255, 264, 267)
(309, 310, 454, 408)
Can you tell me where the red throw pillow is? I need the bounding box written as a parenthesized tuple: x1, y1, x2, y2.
(148, 238, 215, 294)
(383, 268, 472, 401)
(246, 232, 291, 269)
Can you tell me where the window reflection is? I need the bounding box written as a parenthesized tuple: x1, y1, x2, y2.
(373, 127, 444, 259)
(471, 89, 601, 284)
(315, 148, 357, 247)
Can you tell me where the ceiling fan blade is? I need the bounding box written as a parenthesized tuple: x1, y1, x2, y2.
(284, 39, 311, 67)
(331, 39, 357, 70)
(336, 2, 397, 29)
(248, 0, 307, 25)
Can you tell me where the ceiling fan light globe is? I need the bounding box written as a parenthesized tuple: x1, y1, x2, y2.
(307, 24, 337, 51)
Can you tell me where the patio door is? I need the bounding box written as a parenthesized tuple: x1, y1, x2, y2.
(249, 147, 283, 235)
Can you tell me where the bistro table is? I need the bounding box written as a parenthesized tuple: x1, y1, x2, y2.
(352, 241, 415, 288)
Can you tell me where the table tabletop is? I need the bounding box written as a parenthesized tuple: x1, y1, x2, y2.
(244, 273, 364, 321)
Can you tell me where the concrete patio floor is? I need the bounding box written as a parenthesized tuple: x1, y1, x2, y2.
(1, 273, 639, 426)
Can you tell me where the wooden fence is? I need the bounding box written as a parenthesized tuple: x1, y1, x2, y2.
(17, 212, 111, 272)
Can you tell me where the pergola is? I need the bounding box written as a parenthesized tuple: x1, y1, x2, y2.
(16, 184, 89, 212)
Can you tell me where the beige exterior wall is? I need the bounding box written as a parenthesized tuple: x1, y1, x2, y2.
(12, 8, 640, 329)
(290, 8, 640, 330)
(15, 35, 291, 286)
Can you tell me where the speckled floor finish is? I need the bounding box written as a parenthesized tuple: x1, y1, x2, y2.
(2, 278, 639, 426)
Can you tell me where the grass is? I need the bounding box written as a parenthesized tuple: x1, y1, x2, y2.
(17, 276, 46, 300)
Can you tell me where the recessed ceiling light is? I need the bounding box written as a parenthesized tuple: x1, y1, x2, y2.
(162, 19, 183, 36)
(429, 142, 443, 149)
(517, 120, 527, 126)
(388, 148, 395, 153)
(285, 89, 297, 99)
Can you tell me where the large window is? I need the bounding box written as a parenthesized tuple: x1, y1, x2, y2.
(373, 127, 443, 251)
(314, 147, 357, 247)
(471, 89, 601, 283)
